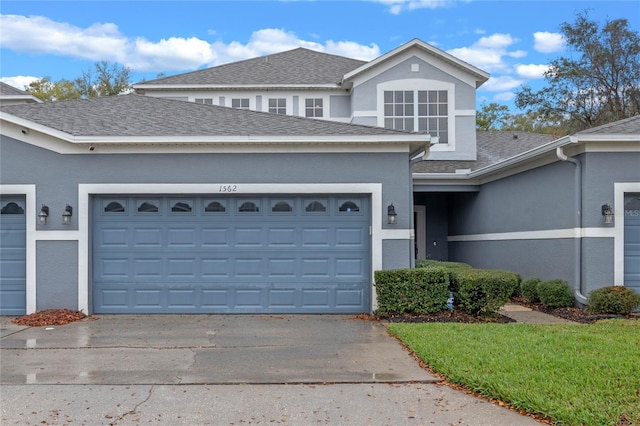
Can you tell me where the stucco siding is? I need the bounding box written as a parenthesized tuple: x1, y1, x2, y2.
(36, 241, 78, 310)
(449, 161, 575, 236)
(582, 152, 640, 227)
(449, 239, 575, 283)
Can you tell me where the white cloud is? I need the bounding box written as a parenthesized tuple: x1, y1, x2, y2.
(374, 0, 457, 14)
(481, 76, 524, 92)
(0, 76, 40, 90)
(447, 33, 522, 73)
(0, 14, 380, 73)
(516, 64, 549, 79)
(533, 31, 564, 53)
(493, 91, 516, 102)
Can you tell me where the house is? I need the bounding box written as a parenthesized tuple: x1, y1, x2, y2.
(1, 39, 638, 316)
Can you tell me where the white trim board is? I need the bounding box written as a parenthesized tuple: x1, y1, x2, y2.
(448, 227, 615, 242)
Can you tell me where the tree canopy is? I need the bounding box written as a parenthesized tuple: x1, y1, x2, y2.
(26, 61, 131, 101)
(515, 11, 640, 132)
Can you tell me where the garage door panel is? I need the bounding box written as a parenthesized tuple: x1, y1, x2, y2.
(1, 197, 26, 315)
(202, 228, 230, 247)
(93, 195, 370, 313)
(167, 228, 198, 247)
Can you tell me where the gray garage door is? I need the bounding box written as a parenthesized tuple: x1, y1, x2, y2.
(0, 196, 27, 315)
(92, 195, 371, 313)
(624, 193, 640, 296)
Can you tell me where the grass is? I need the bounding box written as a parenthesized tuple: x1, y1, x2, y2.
(388, 320, 640, 426)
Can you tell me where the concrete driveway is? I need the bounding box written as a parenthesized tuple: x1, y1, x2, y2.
(0, 315, 542, 425)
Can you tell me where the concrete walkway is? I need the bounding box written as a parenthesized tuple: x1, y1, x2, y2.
(0, 314, 543, 425)
(500, 303, 578, 324)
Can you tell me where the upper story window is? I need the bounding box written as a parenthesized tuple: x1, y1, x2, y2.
(305, 98, 323, 118)
(268, 98, 286, 115)
(384, 89, 448, 144)
(232, 98, 250, 109)
(195, 98, 213, 105)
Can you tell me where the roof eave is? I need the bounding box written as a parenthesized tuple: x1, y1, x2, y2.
(342, 38, 490, 86)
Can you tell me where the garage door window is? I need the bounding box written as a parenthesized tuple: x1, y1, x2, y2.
(1, 202, 24, 214)
(104, 201, 126, 213)
(204, 200, 226, 213)
(238, 200, 260, 213)
(271, 200, 293, 213)
(339, 201, 360, 213)
(171, 200, 193, 213)
(137, 200, 159, 213)
(305, 200, 327, 213)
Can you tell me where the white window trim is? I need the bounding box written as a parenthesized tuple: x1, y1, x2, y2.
(301, 96, 328, 118)
(377, 79, 455, 152)
(267, 97, 288, 115)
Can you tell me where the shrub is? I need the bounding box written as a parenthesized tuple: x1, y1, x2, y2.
(415, 259, 472, 270)
(374, 267, 450, 317)
(521, 278, 542, 303)
(449, 269, 519, 316)
(587, 286, 640, 315)
(537, 279, 574, 308)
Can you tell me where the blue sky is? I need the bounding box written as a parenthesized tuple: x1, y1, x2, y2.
(1, 0, 638, 109)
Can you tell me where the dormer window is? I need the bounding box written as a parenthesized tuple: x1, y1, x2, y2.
(232, 98, 250, 109)
(305, 98, 323, 118)
(268, 98, 286, 115)
(383, 89, 449, 144)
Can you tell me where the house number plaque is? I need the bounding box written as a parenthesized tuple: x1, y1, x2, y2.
(218, 185, 238, 193)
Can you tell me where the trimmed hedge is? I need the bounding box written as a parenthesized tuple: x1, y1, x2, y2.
(374, 267, 450, 317)
(537, 279, 574, 308)
(415, 259, 472, 270)
(521, 278, 542, 303)
(449, 269, 519, 316)
(587, 286, 640, 315)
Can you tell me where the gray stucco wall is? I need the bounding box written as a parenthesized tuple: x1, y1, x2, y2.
(329, 95, 351, 119)
(449, 160, 576, 236)
(448, 150, 640, 298)
(349, 55, 477, 160)
(449, 239, 575, 283)
(1, 135, 414, 309)
(36, 241, 78, 310)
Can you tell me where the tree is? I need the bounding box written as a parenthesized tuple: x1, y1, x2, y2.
(476, 102, 510, 130)
(75, 61, 132, 98)
(26, 77, 81, 102)
(515, 11, 640, 132)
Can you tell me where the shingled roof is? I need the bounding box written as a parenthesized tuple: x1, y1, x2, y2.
(0, 93, 413, 138)
(412, 131, 556, 173)
(135, 48, 367, 87)
(577, 115, 640, 135)
(0, 81, 42, 104)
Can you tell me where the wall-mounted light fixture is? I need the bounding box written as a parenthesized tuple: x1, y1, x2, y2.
(387, 203, 397, 225)
(38, 204, 49, 225)
(62, 204, 73, 225)
(601, 203, 614, 224)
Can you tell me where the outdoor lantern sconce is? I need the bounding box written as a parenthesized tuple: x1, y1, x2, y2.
(387, 203, 397, 225)
(38, 204, 49, 225)
(601, 203, 614, 224)
(62, 204, 73, 225)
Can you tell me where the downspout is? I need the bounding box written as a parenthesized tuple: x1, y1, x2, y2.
(556, 142, 588, 305)
(408, 143, 430, 268)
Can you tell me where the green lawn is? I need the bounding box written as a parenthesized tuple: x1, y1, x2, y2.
(388, 320, 640, 426)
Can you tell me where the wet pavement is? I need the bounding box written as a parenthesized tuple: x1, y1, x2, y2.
(0, 314, 542, 425)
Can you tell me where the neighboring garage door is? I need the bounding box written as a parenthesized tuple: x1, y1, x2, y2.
(92, 195, 371, 313)
(0, 196, 26, 315)
(624, 193, 640, 296)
